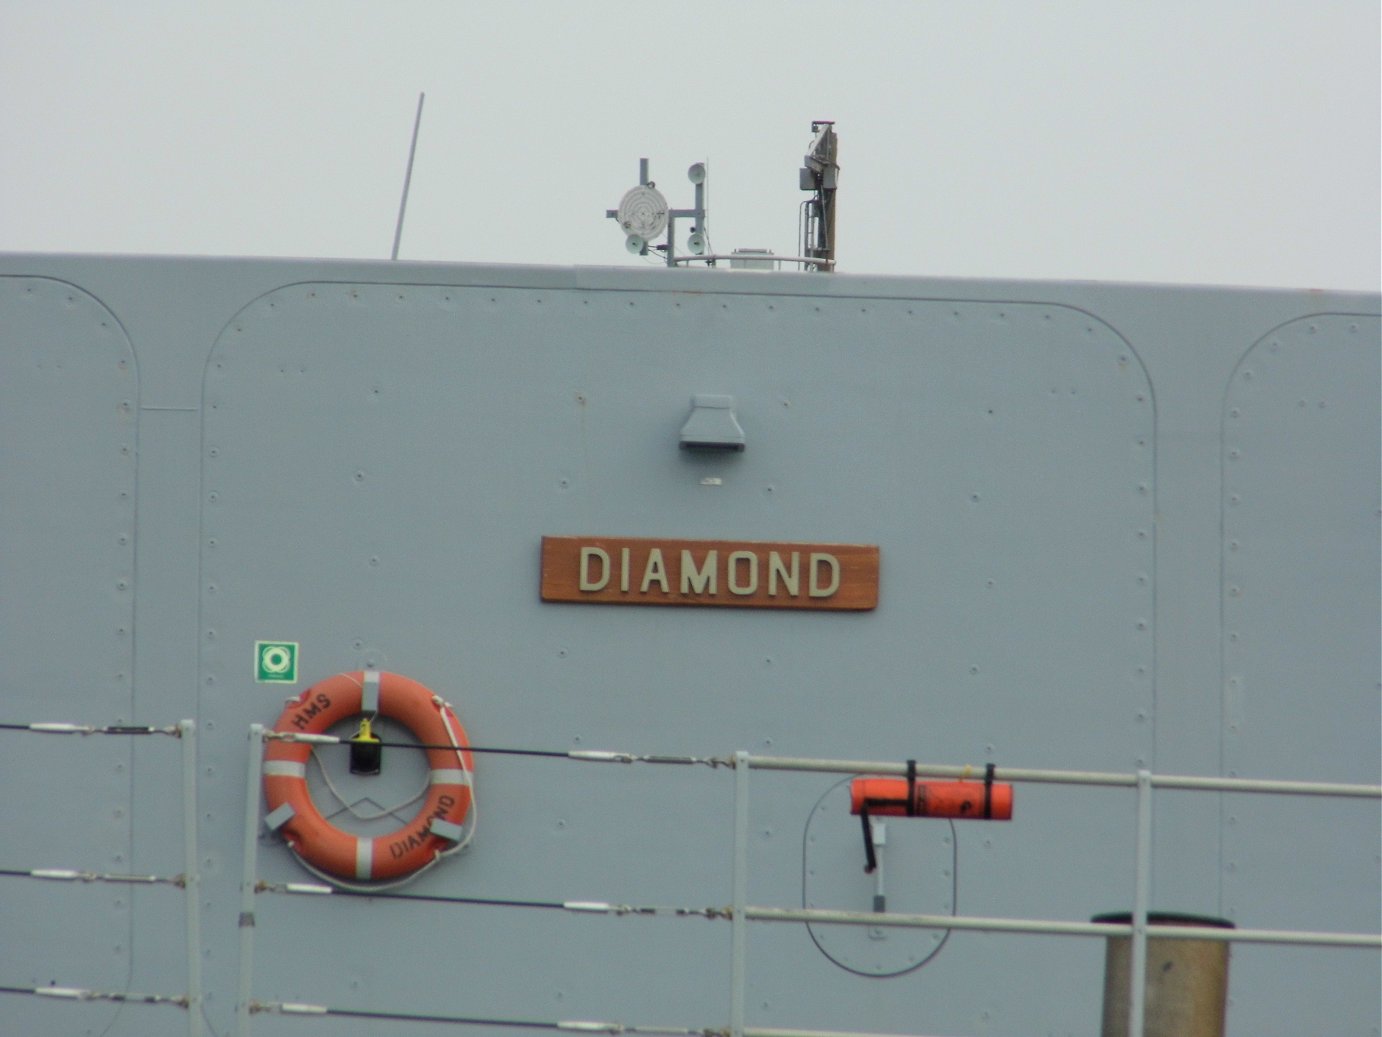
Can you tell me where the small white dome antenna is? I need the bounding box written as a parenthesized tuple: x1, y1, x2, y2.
(606, 158, 708, 267)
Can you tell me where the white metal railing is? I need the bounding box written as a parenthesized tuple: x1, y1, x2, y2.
(237, 729, 1381, 1037)
(732, 752, 1380, 1037)
(0, 719, 203, 1037)
(742, 752, 1381, 797)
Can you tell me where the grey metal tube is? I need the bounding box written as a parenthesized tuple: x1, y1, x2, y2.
(742, 754, 1381, 797)
(235, 725, 266, 1037)
(1128, 770, 1153, 1037)
(743, 906, 1378, 948)
(730, 750, 750, 1037)
(669, 254, 836, 269)
(179, 720, 205, 1037)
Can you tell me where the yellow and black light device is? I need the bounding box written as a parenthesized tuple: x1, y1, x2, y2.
(349, 716, 382, 775)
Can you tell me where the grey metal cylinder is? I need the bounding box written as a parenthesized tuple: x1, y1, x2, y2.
(1093, 912, 1234, 1037)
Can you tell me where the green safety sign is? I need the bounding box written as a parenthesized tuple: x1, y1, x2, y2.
(254, 641, 299, 684)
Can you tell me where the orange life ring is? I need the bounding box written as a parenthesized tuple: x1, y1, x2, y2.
(263, 671, 474, 883)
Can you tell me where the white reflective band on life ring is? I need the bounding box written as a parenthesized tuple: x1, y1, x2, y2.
(356, 838, 372, 880)
(429, 769, 472, 786)
(362, 669, 381, 713)
(263, 761, 307, 779)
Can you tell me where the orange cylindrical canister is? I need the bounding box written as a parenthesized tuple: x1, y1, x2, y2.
(849, 777, 1013, 820)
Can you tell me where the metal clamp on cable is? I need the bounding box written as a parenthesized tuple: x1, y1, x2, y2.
(349, 717, 382, 775)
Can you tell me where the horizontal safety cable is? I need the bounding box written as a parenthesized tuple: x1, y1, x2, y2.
(262, 732, 727, 767)
(259, 734, 1381, 797)
(256, 883, 1378, 948)
(0, 867, 184, 887)
(249, 1003, 943, 1036)
(251, 1000, 724, 1034)
(256, 882, 727, 919)
(0, 984, 187, 1008)
(0, 721, 181, 736)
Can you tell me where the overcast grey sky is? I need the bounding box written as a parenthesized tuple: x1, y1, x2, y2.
(2, 2, 1377, 290)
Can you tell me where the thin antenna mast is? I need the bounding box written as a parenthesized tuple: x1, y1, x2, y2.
(800, 120, 839, 272)
(390, 92, 426, 261)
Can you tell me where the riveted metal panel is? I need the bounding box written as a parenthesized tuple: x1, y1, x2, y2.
(196, 281, 1153, 1035)
(0, 276, 137, 1025)
(1220, 313, 1381, 1034)
(1, 252, 1375, 1037)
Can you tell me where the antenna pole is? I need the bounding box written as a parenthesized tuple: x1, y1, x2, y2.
(391, 92, 426, 261)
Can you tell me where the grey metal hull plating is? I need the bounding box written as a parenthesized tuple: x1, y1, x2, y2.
(1, 254, 1377, 1036)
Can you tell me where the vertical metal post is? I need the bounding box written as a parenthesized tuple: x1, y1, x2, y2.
(390, 92, 426, 261)
(1129, 769, 1154, 1037)
(235, 725, 266, 1037)
(179, 720, 205, 1037)
(692, 172, 706, 259)
(730, 750, 750, 1037)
